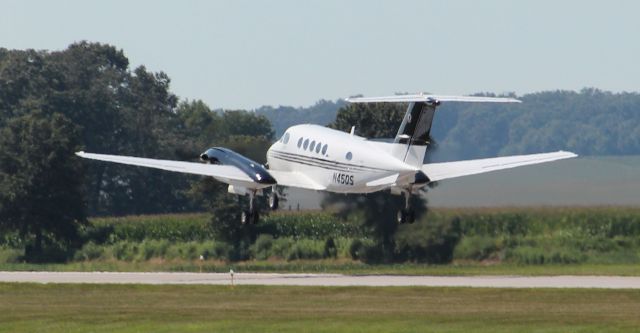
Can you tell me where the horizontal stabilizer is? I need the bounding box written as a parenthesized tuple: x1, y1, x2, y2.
(346, 94, 521, 104)
(422, 151, 577, 182)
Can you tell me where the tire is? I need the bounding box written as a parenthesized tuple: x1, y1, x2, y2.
(396, 210, 406, 224)
(269, 193, 279, 210)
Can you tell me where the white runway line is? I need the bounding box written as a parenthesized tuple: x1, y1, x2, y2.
(2, 271, 640, 289)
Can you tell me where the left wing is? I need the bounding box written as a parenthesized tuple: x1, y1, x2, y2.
(422, 151, 577, 182)
(75, 151, 254, 184)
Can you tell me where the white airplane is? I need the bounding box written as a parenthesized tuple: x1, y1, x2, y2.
(76, 94, 577, 224)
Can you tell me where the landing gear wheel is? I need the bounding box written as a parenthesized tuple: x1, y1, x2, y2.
(396, 209, 415, 224)
(396, 209, 407, 224)
(240, 210, 260, 225)
(269, 192, 279, 210)
(240, 210, 249, 225)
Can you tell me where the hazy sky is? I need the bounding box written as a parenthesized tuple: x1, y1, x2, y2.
(1, 0, 638, 109)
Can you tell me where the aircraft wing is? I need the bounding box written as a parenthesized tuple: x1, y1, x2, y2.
(421, 151, 577, 182)
(267, 170, 326, 190)
(346, 94, 521, 104)
(75, 151, 254, 183)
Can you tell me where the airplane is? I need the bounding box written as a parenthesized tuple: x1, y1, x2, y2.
(76, 94, 577, 224)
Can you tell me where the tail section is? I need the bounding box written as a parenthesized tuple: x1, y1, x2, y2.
(346, 93, 521, 168)
(391, 102, 435, 167)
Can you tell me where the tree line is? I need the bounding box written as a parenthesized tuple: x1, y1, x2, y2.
(0, 42, 272, 259)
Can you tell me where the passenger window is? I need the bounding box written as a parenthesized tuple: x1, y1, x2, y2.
(315, 142, 322, 153)
(321, 144, 328, 155)
(283, 132, 290, 144)
(346, 152, 353, 160)
(298, 137, 303, 148)
(310, 140, 316, 151)
(303, 139, 309, 150)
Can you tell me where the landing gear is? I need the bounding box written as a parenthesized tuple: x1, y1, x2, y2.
(396, 189, 415, 224)
(240, 191, 260, 225)
(269, 186, 279, 210)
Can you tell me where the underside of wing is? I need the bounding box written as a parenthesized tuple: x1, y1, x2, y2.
(267, 170, 326, 191)
(422, 151, 577, 182)
(76, 151, 253, 183)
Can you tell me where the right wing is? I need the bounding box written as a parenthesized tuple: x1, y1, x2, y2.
(76, 151, 254, 183)
(346, 94, 521, 104)
(422, 151, 577, 182)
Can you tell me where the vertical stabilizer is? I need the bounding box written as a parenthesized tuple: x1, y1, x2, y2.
(391, 102, 436, 167)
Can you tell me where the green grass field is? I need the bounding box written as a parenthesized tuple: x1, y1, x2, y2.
(1, 283, 639, 332)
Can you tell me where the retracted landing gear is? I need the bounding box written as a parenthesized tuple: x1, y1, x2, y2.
(396, 189, 415, 224)
(240, 191, 260, 225)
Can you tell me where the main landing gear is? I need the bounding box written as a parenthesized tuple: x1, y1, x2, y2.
(239, 186, 279, 225)
(396, 189, 415, 224)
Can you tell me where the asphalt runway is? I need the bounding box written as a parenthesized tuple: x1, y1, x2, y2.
(2, 271, 640, 289)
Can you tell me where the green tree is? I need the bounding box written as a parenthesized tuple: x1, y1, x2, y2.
(324, 103, 430, 262)
(0, 112, 86, 261)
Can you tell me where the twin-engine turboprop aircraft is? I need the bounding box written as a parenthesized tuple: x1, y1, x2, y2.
(77, 94, 577, 224)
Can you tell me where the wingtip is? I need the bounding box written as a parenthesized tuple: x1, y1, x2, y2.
(75, 151, 85, 156)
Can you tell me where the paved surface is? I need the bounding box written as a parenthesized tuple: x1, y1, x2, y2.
(2, 272, 640, 289)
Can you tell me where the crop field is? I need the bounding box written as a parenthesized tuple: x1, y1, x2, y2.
(0, 283, 639, 333)
(3, 207, 640, 275)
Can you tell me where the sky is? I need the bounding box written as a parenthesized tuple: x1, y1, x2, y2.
(1, 0, 639, 109)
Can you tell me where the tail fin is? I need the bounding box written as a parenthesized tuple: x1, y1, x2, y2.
(391, 102, 434, 167)
(346, 94, 521, 167)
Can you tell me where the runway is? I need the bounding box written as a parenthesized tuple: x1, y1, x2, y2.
(2, 271, 640, 289)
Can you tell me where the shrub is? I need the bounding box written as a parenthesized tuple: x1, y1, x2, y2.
(252, 234, 275, 260)
(287, 239, 324, 261)
(0, 247, 23, 263)
(323, 237, 337, 259)
(394, 217, 462, 264)
(73, 242, 105, 261)
(454, 236, 499, 261)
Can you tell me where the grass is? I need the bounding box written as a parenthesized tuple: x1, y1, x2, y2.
(0, 283, 639, 332)
(3, 260, 640, 276)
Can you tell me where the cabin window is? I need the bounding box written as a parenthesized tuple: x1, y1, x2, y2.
(321, 144, 328, 155)
(310, 140, 316, 152)
(297, 137, 303, 148)
(303, 138, 309, 150)
(283, 132, 290, 144)
(315, 142, 322, 153)
(346, 152, 353, 160)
